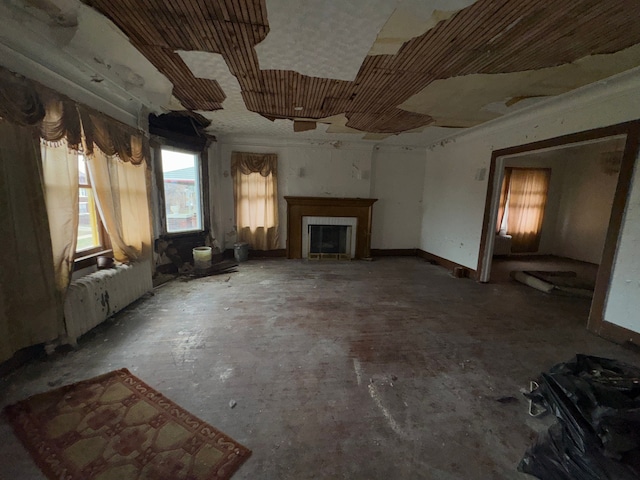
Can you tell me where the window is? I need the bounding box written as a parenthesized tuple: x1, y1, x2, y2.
(76, 155, 109, 256)
(161, 148, 203, 234)
(236, 171, 278, 231)
(497, 168, 551, 253)
(231, 152, 279, 250)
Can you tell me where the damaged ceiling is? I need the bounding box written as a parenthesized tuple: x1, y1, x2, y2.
(4, 0, 640, 145)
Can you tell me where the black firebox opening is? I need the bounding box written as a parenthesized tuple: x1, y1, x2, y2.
(309, 225, 349, 254)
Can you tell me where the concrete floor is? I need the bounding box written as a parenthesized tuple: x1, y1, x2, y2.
(1, 257, 639, 479)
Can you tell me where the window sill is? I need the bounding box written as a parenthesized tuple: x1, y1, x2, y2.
(161, 229, 208, 239)
(74, 249, 113, 271)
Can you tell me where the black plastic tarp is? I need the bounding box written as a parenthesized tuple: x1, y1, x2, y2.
(519, 355, 640, 480)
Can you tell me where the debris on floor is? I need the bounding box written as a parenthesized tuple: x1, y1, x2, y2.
(511, 270, 595, 298)
(496, 395, 519, 405)
(519, 355, 640, 479)
(181, 260, 239, 280)
(152, 272, 178, 288)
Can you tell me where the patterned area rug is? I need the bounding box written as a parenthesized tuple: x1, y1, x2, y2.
(4, 368, 250, 479)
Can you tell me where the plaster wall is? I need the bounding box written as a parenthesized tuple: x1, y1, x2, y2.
(211, 139, 425, 251)
(605, 153, 640, 333)
(421, 69, 640, 333)
(553, 153, 620, 264)
(370, 147, 426, 249)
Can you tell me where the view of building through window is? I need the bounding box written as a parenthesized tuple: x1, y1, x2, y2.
(77, 155, 103, 252)
(161, 148, 202, 233)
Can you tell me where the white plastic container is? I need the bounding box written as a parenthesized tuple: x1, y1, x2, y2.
(193, 246, 212, 270)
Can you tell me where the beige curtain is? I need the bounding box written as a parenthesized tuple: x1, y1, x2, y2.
(496, 168, 512, 234)
(0, 65, 152, 364)
(507, 168, 551, 253)
(41, 142, 79, 292)
(0, 121, 62, 363)
(231, 152, 279, 250)
(86, 149, 152, 263)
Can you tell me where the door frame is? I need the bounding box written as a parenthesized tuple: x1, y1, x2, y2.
(476, 121, 640, 344)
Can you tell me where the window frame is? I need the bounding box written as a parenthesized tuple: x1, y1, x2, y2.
(74, 155, 112, 269)
(158, 145, 208, 237)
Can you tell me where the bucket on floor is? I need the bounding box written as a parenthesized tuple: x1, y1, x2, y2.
(193, 246, 212, 270)
(234, 242, 249, 262)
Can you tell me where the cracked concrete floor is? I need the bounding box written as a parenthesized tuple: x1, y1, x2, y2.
(1, 257, 639, 479)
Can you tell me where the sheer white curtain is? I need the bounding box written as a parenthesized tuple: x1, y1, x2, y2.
(86, 149, 152, 263)
(0, 122, 62, 363)
(506, 168, 551, 253)
(41, 142, 79, 291)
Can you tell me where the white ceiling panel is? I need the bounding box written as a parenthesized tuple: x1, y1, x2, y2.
(255, 0, 398, 81)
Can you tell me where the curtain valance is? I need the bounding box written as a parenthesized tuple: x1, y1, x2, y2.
(0, 68, 44, 126)
(40, 90, 82, 150)
(80, 109, 147, 165)
(231, 152, 278, 177)
(0, 66, 148, 166)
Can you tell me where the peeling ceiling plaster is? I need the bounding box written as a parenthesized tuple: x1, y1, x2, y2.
(368, 0, 477, 56)
(177, 49, 310, 137)
(322, 114, 365, 134)
(4, 0, 640, 147)
(255, 0, 396, 82)
(178, 50, 416, 142)
(77, 0, 640, 139)
(399, 43, 640, 128)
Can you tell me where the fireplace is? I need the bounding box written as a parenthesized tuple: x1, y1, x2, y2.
(284, 197, 377, 259)
(309, 225, 350, 259)
(302, 216, 357, 260)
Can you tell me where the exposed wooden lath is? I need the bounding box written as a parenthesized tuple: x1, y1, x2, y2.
(82, 0, 640, 134)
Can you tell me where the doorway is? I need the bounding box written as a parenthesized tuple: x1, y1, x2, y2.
(476, 121, 640, 338)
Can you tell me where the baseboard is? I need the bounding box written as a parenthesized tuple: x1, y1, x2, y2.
(371, 249, 418, 257)
(223, 248, 286, 258)
(249, 249, 286, 258)
(589, 319, 640, 348)
(417, 249, 478, 279)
